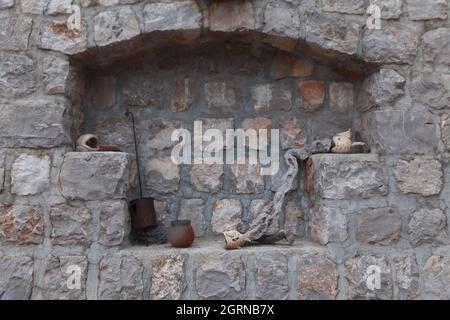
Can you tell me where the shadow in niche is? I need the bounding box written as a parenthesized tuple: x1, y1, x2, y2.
(70, 29, 377, 248)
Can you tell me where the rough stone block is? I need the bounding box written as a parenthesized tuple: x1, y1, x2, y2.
(306, 13, 359, 56)
(394, 159, 443, 196)
(49, 204, 92, 246)
(209, 0, 254, 32)
(262, 1, 301, 39)
(279, 116, 307, 150)
(345, 254, 392, 299)
(0, 205, 43, 245)
(94, 117, 134, 152)
(308, 154, 388, 200)
(98, 255, 144, 300)
(145, 157, 180, 194)
(99, 200, 129, 246)
(122, 71, 163, 107)
(271, 53, 314, 79)
(0, 154, 4, 193)
(410, 73, 450, 110)
(406, 0, 447, 20)
(395, 255, 420, 300)
(297, 253, 338, 300)
(171, 77, 195, 112)
(60, 152, 130, 200)
(408, 208, 447, 246)
(252, 84, 292, 112)
(179, 199, 205, 237)
(363, 110, 437, 154)
(369, 0, 402, 19)
(147, 119, 184, 150)
(150, 254, 185, 300)
(231, 164, 264, 194)
(422, 28, 450, 67)
(94, 6, 140, 46)
(41, 255, 88, 300)
(11, 154, 50, 196)
(0, 12, 32, 51)
(310, 204, 348, 245)
(42, 55, 70, 95)
(0, 256, 33, 300)
(190, 164, 224, 193)
(205, 81, 244, 111)
(422, 255, 450, 299)
(284, 200, 303, 235)
(0, 97, 70, 149)
(362, 23, 418, 64)
(241, 117, 271, 150)
(329, 82, 354, 113)
(323, 0, 365, 14)
(358, 69, 405, 112)
(356, 207, 401, 245)
(298, 80, 326, 112)
(143, 1, 202, 32)
(0, 0, 14, 9)
(211, 199, 242, 233)
(196, 252, 245, 300)
(441, 113, 450, 152)
(0, 52, 35, 98)
(21, 0, 47, 14)
(39, 20, 88, 55)
(46, 0, 73, 15)
(254, 252, 288, 300)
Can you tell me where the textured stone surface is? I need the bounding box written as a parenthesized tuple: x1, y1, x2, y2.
(262, 1, 301, 38)
(408, 208, 447, 246)
(241, 117, 271, 150)
(0, 52, 35, 97)
(122, 72, 163, 107)
(21, 0, 47, 14)
(0, 0, 14, 9)
(441, 114, 450, 151)
(0, 97, 69, 148)
(143, 1, 202, 32)
(249, 199, 279, 234)
(284, 200, 303, 235)
(345, 255, 392, 299)
(271, 53, 314, 79)
(363, 110, 437, 154)
(0, 154, 4, 193)
(422, 255, 450, 299)
(46, 0, 72, 15)
(171, 77, 195, 112)
(145, 157, 180, 194)
(406, 0, 447, 20)
(252, 84, 292, 111)
(197, 117, 235, 150)
(196, 253, 245, 300)
(60, 152, 130, 200)
(298, 80, 325, 112)
(323, 0, 365, 14)
(179, 199, 205, 237)
(310, 204, 348, 245)
(369, 0, 402, 19)
(306, 13, 359, 56)
(89, 76, 116, 109)
(0, 12, 32, 51)
(94, 6, 140, 46)
(0, 256, 33, 300)
(362, 23, 418, 64)
(231, 164, 264, 194)
(394, 159, 443, 196)
(356, 207, 401, 245)
(422, 28, 450, 67)
(98, 255, 143, 300)
(0, 205, 43, 245)
(150, 255, 185, 300)
(279, 116, 306, 150)
(11, 154, 50, 196)
(42, 55, 70, 95)
(190, 164, 223, 193)
(358, 69, 405, 112)
(410, 73, 450, 110)
(297, 253, 338, 300)
(254, 252, 288, 300)
(205, 81, 243, 111)
(49, 204, 92, 246)
(211, 199, 242, 233)
(270, 158, 298, 192)
(94, 117, 134, 152)
(41, 255, 88, 300)
(147, 119, 184, 150)
(209, 0, 254, 32)
(329, 82, 353, 113)
(395, 255, 420, 300)
(309, 154, 388, 200)
(99, 200, 129, 246)
(39, 20, 87, 55)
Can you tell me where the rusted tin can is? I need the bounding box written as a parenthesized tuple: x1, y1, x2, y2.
(129, 198, 157, 230)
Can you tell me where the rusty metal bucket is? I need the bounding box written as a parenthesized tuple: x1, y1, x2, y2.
(129, 197, 157, 230)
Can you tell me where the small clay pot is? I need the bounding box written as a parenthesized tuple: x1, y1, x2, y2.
(168, 220, 195, 248)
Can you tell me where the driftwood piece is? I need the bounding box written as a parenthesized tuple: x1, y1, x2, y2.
(224, 139, 331, 250)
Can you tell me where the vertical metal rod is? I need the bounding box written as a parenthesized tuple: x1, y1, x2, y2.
(125, 109, 143, 198)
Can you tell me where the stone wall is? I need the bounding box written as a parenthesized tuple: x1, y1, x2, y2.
(1, 0, 450, 300)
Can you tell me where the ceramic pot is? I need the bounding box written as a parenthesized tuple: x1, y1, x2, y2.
(168, 220, 195, 248)
(129, 198, 157, 230)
